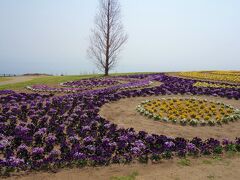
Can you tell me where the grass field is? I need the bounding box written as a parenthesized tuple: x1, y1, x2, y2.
(0, 75, 98, 90)
(0, 72, 154, 91)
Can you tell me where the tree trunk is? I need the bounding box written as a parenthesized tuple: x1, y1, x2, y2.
(104, 67, 109, 76)
(104, 0, 110, 76)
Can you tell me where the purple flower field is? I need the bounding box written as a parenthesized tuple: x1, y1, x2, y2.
(0, 73, 240, 176)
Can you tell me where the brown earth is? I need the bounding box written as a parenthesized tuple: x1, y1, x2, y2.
(100, 95, 240, 140)
(8, 155, 240, 180)
(0, 76, 43, 86)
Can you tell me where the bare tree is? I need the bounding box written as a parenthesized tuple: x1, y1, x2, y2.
(88, 0, 128, 76)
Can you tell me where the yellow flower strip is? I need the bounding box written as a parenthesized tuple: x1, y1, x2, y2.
(210, 71, 240, 76)
(193, 82, 240, 89)
(176, 71, 240, 83)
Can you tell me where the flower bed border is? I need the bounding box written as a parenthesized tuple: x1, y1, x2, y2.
(136, 98, 240, 126)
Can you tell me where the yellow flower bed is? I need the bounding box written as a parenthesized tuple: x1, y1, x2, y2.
(136, 98, 240, 126)
(176, 71, 240, 83)
(193, 82, 240, 89)
(210, 71, 240, 76)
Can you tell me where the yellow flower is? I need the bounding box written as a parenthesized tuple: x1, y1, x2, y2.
(139, 97, 237, 125)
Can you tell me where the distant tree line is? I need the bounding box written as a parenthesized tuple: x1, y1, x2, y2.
(0, 74, 16, 77)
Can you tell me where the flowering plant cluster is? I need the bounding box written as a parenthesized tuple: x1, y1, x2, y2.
(136, 98, 240, 126)
(0, 90, 15, 96)
(27, 77, 153, 93)
(60, 78, 121, 88)
(193, 82, 240, 89)
(210, 71, 240, 76)
(0, 73, 240, 176)
(26, 85, 86, 93)
(177, 71, 240, 83)
(114, 80, 153, 91)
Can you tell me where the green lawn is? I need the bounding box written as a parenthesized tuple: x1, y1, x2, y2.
(0, 75, 98, 90)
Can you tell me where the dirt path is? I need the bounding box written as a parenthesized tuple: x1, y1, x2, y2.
(0, 76, 39, 86)
(8, 156, 240, 180)
(100, 95, 240, 140)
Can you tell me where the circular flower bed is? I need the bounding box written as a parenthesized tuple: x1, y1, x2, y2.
(136, 98, 240, 126)
(61, 77, 154, 91)
(60, 78, 121, 88)
(27, 77, 153, 93)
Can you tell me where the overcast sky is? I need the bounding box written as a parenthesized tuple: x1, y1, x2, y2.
(0, 0, 240, 75)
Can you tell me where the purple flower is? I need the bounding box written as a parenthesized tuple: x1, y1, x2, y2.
(17, 144, 28, 151)
(145, 134, 155, 143)
(134, 140, 146, 150)
(48, 108, 57, 115)
(15, 125, 30, 136)
(69, 135, 79, 143)
(32, 147, 44, 155)
(222, 138, 231, 145)
(73, 152, 86, 160)
(34, 128, 47, 137)
(46, 134, 57, 144)
(236, 138, 240, 145)
(164, 141, 175, 149)
(7, 156, 25, 167)
(59, 124, 65, 131)
(186, 143, 196, 151)
(0, 139, 10, 149)
(119, 135, 129, 142)
(130, 147, 141, 155)
(104, 123, 111, 128)
(109, 142, 117, 148)
(82, 126, 91, 131)
(102, 137, 110, 143)
(48, 149, 61, 161)
(83, 136, 94, 144)
(86, 145, 96, 152)
(0, 158, 7, 166)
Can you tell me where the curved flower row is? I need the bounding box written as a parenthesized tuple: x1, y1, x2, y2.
(193, 82, 240, 89)
(0, 73, 240, 176)
(26, 77, 154, 93)
(26, 85, 86, 93)
(176, 71, 240, 83)
(115, 80, 153, 91)
(60, 78, 121, 88)
(136, 98, 240, 126)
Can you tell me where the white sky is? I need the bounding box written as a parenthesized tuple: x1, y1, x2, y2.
(0, 0, 240, 75)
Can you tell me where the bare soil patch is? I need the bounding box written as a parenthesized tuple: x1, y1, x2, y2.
(100, 95, 240, 140)
(8, 156, 240, 180)
(0, 76, 43, 86)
